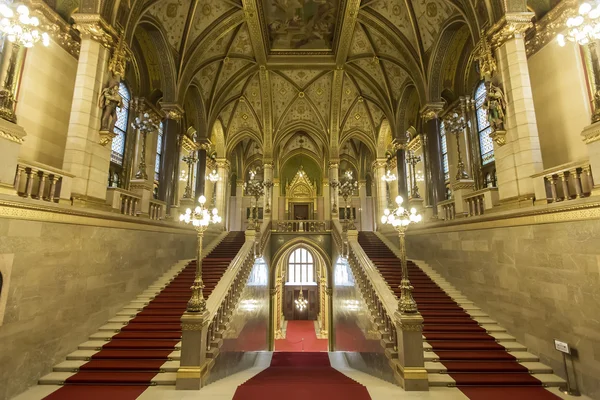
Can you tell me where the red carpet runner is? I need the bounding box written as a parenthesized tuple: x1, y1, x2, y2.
(358, 232, 560, 400)
(44, 232, 245, 400)
(275, 320, 328, 352)
(232, 352, 372, 400)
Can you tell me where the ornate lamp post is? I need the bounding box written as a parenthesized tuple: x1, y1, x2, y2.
(132, 112, 158, 180)
(445, 112, 470, 181)
(263, 180, 274, 213)
(380, 196, 423, 313)
(207, 169, 219, 207)
(381, 168, 397, 207)
(181, 151, 197, 199)
(179, 195, 222, 312)
(243, 169, 264, 230)
(339, 171, 358, 230)
(406, 151, 421, 199)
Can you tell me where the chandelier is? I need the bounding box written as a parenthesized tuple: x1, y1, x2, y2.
(207, 169, 219, 182)
(0, 2, 50, 48)
(557, 2, 600, 46)
(381, 169, 397, 182)
(295, 289, 308, 311)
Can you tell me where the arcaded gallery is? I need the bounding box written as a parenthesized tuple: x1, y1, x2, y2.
(0, 0, 599, 399)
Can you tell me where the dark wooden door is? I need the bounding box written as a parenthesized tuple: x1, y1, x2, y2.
(293, 204, 309, 220)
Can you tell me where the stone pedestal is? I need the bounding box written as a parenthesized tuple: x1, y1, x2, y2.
(130, 179, 154, 217)
(408, 197, 424, 213)
(176, 311, 211, 390)
(0, 119, 26, 195)
(451, 179, 474, 217)
(582, 122, 600, 194)
(393, 311, 428, 391)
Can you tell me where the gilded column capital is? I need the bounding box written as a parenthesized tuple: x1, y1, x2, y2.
(72, 14, 114, 47)
(488, 12, 534, 49)
(420, 103, 445, 122)
(328, 160, 340, 169)
(215, 158, 231, 170)
(372, 158, 387, 170)
(160, 103, 184, 121)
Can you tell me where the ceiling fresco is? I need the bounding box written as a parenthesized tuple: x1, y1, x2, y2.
(263, 0, 339, 51)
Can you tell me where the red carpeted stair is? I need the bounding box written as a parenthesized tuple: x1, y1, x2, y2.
(44, 231, 245, 400)
(232, 352, 372, 400)
(357, 232, 560, 400)
(275, 320, 328, 352)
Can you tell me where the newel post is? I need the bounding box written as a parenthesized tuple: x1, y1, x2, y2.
(176, 310, 211, 389)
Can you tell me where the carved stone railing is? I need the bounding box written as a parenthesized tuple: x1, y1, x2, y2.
(463, 187, 499, 217)
(14, 159, 74, 202)
(148, 199, 166, 220)
(532, 160, 594, 204)
(332, 221, 427, 390)
(176, 229, 259, 390)
(438, 198, 456, 220)
(105, 187, 141, 216)
(273, 220, 330, 233)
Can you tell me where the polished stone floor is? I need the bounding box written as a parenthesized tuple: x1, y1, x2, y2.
(12, 351, 589, 400)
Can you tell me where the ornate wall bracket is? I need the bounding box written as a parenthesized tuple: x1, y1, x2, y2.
(490, 130, 507, 146)
(98, 130, 116, 146)
(488, 12, 535, 50)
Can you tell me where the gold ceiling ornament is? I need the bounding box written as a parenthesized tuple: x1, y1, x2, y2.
(525, 0, 578, 56)
(108, 32, 128, 80)
(160, 102, 184, 121)
(72, 14, 114, 48)
(488, 12, 535, 50)
(420, 103, 444, 122)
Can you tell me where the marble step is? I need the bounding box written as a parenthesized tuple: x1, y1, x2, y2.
(39, 372, 176, 385)
(53, 360, 179, 373)
(423, 351, 541, 363)
(77, 340, 181, 351)
(428, 372, 566, 387)
(425, 361, 553, 374)
(66, 349, 181, 361)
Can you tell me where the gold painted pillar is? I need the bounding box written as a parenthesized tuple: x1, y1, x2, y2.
(373, 159, 387, 228)
(329, 160, 339, 218)
(215, 158, 230, 229)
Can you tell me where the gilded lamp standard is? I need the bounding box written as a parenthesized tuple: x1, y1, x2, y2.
(381, 196, 423, 313)
(381, 168, 397, 207)
(263, 180, 274, 213)
(338, 171, 358, 230)
(330, 179, 339, 214)
(243, 169, 264, 230)
(445, 112, 470, 181)
(181, 152, 197, 199)
(406, 151, 421, 199)
(179, 196, 222, 312)
(132, 112, 158, 180)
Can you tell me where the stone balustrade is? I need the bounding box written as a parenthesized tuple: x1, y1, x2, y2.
(438, 198, 456, 220)
(463, 187, 499, 217)
(273, 219, 330, 232)
(106, 187, 141, 216)
(532, 160, 594, 204)
(14, 159, 74, 203)
(148, 199, 166, 220)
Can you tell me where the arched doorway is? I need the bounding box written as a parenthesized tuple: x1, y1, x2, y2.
(270, 241, 332, 351)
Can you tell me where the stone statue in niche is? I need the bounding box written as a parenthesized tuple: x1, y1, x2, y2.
(99, 77, 123, 133)
(484, 82, 506, 131)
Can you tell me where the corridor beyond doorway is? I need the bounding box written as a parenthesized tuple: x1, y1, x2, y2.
(275, 321, 327, 352)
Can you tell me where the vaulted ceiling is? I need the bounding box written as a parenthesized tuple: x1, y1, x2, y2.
(97, 0, 520, 160)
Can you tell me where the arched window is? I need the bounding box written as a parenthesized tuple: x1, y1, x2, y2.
(111, 82, 130, 166)
(475, 81, 494, 165)
(287, 248, 315, 284)
(155, 121, 164, 181)
(440, 120, 449, 181)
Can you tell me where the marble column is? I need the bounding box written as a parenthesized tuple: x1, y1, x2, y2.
(421, 103, 446, 218)
(373, 158, 387, 226)
(328, 161, 339, 218)
(358, 179, 370, 231)
(195, 140, 210, 198)
(263, 161, 273, 216)
(323, 178, 330, 221)
(158, 104, 184, 216)
(215, 158, 230, 227)
(396, 147, 409, 201)
(492, 14, 543, 201)
(62, 16, 113, 205)
(272, 179, 280, 220)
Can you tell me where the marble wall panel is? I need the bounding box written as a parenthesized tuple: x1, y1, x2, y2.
(333, 258, 396, 384)
(205, 258, 269, 385)
(0, 218, 198, 400)
(404, 220, 600, 399)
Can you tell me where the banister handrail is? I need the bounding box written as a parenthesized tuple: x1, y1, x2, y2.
(205, 239, 255, 319)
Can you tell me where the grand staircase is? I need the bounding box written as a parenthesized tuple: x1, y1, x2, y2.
(38, 231, 245, 398)
(357, 232, 565, 396)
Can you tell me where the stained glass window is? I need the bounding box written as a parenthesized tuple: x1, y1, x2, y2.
(440, 121, 449, 181)
(110, 82, 130, 165)
(475, 82, 494, 165)
(155, 121, 164, 181)
(287, 248, 315, 284)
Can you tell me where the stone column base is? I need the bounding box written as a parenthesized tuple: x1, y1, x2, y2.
(176, 310, 210, 390)
(394, 311, 428, 391)
(130, 179, 154, 217)
(451, 180, 474, 217)
(0, 118, 26, 195)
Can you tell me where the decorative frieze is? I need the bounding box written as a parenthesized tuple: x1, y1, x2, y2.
(488, 12, 535, 50)
(525, 0, 578, 57)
